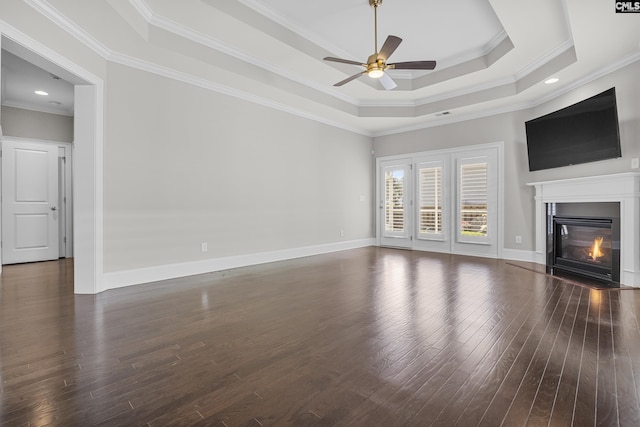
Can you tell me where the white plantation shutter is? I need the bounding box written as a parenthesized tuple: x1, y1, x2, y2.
(384, 168, 406, 235)
(459, 162, 488, 238)
(418, 165, 443, 236)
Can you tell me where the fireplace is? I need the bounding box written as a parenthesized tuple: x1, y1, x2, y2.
(528, 173, 640, 288)
(546, 203, 620, 285)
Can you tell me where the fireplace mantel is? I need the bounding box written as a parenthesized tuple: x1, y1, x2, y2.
(527, 172, 640, 287)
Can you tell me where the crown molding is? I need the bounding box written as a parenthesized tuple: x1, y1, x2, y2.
(372, 100, 533, 137)
(373, 48, 640, 137)
(235, 0, 357, 64)
(139, 8, 358, 106)
(529, 49, 640, 108)
(1, 100, 74, 117)
(24, 0, 111, 59)
(19, 0, 640, 138)
(513, 39, 575, 82)
(417, 76, 517, 107)
(128, 0, 153, 22)
(437, 30, 509, 70)
(108, 52, 371, 136)
(21, 0, 575, 117)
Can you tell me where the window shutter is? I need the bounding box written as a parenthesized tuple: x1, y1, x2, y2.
(418, 166, 442, 235)
(459, 162, 488, 237)
(384, 169, 405, 233)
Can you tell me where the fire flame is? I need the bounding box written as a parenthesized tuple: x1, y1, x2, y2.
(589, 237, 604, 261)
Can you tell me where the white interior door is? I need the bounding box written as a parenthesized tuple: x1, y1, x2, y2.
(2, 139, 59, 264)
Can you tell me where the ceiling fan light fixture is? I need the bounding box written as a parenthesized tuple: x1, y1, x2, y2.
(368, 69, 384, 79)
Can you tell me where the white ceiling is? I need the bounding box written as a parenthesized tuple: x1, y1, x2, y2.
(3, 0, 640, 135)
(1, 50, 74, 116)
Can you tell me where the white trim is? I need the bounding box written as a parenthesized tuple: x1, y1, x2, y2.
(376, 141, 505, 162)
(23, 0, 111, 59)
(1, 100, 74, 117)
(128, 0, 153, 22)
(374, 49, 640, 137)
(142, 7, 356, 106)
(513, 39, 575, 82)
(502, 248, 538, 263)
(0, 18, 105, 294)
(102, 238, 375, 291)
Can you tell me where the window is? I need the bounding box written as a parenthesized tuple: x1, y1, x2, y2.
(458, 161, 489, 240)
(384, 168, 405, 234)
(418, 164, 443, 238)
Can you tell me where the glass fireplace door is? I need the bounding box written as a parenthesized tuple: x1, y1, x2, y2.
(553, 217, 614, 280)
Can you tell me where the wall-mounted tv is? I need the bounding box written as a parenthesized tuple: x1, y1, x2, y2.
(525, 87, 621, 171)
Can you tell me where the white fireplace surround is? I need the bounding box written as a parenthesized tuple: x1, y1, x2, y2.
(528, 172, 640, 287)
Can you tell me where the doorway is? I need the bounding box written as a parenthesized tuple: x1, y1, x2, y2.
(0, 28, 103, 294)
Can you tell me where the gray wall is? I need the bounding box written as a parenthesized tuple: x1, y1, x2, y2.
(104, 63, 373, 271)
(374, 59, 640, 252)
(1, 106, 73, 142)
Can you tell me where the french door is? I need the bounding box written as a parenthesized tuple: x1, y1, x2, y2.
(379, 160, 412, 249)
(377, 144, 502, 258)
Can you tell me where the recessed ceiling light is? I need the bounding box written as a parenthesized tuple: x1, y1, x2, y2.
(545, 78, 559, 84)
(35, 90, 49, 96)
(49, 101, 62, 106)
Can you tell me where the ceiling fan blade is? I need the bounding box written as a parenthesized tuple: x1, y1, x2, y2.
(324, 57, 366, 66)
(389, 60, 437, 70)
(379, 73, 397, 90)
(334, 71, 366, 87)
(378, 35, 402, 61)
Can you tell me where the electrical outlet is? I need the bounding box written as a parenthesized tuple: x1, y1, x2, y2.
(201, 242, 208, 252)
(340, 229, 344, 237)
(515, 235, 522, 244)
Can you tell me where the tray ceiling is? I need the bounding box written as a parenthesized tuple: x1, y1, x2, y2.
(2, 0, 640, 136)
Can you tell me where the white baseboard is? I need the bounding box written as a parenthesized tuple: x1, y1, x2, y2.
(501, 248, 538, 263)
(101, 238, 375, 292)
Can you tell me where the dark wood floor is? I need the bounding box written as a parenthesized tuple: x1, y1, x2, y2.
(1, 248, 640, 426)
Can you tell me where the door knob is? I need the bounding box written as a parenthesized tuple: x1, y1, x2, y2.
(51, 206, 57, 211)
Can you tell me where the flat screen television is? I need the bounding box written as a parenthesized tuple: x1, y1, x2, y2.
(525, 87, 621, 171)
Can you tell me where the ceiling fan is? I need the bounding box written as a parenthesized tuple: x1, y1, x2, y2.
(323, 0, 436, 90)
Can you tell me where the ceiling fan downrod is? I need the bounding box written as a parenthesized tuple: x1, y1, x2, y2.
(370, 0, 383, 54)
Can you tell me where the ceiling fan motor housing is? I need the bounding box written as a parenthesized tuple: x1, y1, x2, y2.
(367, 54, 386, 73)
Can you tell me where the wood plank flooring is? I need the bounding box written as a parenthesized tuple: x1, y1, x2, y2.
(1, 247, 640, 426)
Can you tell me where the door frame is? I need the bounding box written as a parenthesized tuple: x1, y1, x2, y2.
(0, 23, 104, 294)
(375, 142, 504, 259)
